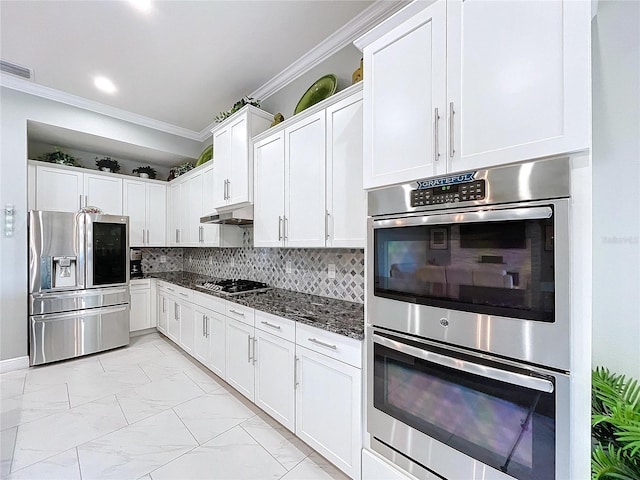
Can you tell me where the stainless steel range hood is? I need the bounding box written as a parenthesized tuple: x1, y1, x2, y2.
(200, 204, 253, 226)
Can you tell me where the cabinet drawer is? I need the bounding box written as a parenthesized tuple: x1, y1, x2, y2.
(192, 291, 225, 314)
(130, 279, 151, 289)
(255, 310, 295, 342)
(225, 301, 255, 326)
(296, 323, 362, 369)
(158, 282, 192, 301)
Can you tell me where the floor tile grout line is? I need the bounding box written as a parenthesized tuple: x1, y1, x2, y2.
(170, 407, 200, 446)
(114, 393, 131, 425)
(75, 447, 83, 480)
(239, 421, 294, 474)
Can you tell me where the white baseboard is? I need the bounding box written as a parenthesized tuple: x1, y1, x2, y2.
(0, 356, 29, 373)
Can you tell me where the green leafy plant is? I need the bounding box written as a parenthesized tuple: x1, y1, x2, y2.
(592, 367, 640, 479)
(170, 162, 193, 179)
(214, 96, 260, 123)
(38, 147, 79, 166)
(132, 165, 157, 179)
(95, 156, 120, 173)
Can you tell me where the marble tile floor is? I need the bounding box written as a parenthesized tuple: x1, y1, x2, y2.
(0, 333, 349, 480)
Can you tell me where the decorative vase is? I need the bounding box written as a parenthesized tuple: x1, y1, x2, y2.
(100, 167, 111, 172)
(139, 173, 149, 178)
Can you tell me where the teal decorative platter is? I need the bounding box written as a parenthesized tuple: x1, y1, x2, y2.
(293, 74, 337, 115)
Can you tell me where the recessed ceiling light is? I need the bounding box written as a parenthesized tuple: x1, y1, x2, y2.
(129, 0, 151, 12)
(94, 76, 117, 94)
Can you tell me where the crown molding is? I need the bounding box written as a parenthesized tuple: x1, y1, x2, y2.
(1, 73, 203, 141)
(247, 0, 409, 105)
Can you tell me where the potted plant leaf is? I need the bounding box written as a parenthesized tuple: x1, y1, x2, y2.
(38, 147, 80, 167)
(591, 367, 640, 479)
(132, 165, 157, 179)
(169, 162, 194, 180)
(95, 156, 120, 173)
(214, 96, 261, 123)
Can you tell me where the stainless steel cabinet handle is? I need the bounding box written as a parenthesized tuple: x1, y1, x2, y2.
(179, 292, 188, 298)
(308, 338, 337, 350)
(202, 314, 206, 337)
(284, 216, 288, 240)
(228, 309, 245, 317)
(146, 229, 149, 244)
(167, 287, 175, 292)
(162, 297, 166, 313)
(278, 216, 283, 241)
(449, 102, 455, 158)
(175, 228, 179, 243)
(79, 194, 83, 209)
(260, 320, 281, 330)
(325, 210, 330, 240)
(247, 335, 252, 363)
(206, 316, 210, 338)
(226, 179, 230, 200)
(174, 303, 179, 320)
(178, 229, 181, 244)
(85, 195, 88, 207)
(142, 230, 145, 244)
(294, 356, 300, 388)
(434, 107, 440, 161)
(200, 226, 204, 243)
(252, 337, 257, 365)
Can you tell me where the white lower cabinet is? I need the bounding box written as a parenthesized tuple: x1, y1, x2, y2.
(226, 317, 256, 401)
(130, 279, 152, 332)
(154, 285, 363, 479)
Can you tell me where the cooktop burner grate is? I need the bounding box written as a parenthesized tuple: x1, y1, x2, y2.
(196, 279, 271, 296)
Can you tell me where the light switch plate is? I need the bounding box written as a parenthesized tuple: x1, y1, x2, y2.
(286, 260, 292, 274)
(160, 255, 167, 263)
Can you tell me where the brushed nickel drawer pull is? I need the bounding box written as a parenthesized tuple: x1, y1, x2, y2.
(308, 338, 337, 350)
(260, 320, 281, 330)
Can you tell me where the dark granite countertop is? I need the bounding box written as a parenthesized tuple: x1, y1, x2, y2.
(143, 271, 364, 340)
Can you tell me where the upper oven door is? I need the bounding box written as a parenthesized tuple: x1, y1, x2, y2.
(367, 199, 570, 370)
(85, 214, 130, 288)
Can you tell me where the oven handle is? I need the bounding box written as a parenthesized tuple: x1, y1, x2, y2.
(372, 333, 554, 393)
(373, 206, 552, 229)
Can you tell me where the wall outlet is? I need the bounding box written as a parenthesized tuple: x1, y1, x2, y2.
(230, 257, 235, 267)
(286, 260, 292, 274)
(160, 255, 167, 263)
(328, 263, 336, 279)
(209, 256, 213, 265)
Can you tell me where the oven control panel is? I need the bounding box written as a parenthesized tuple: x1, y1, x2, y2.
(411, 179, 486, 207)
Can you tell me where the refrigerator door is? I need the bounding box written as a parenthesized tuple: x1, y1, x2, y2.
(28, 210, 85, 293)
(85, 214, 130, 288)
(29, 303, 130, 366)
(29, 286, 130, 316)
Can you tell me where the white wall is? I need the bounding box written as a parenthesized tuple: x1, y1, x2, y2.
(0, 87, 201, 361)
(592, 0, 640, 380)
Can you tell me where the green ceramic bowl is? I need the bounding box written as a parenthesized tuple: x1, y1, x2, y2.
(196, 144, 213, 167)
(293, 74, 337, 115)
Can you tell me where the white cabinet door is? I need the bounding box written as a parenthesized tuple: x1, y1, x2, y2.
(446, 0, 590, 172)
(130, 287, 150, 332)
(193, 307, 211, 366)
(84, 173, 123, 214)
(255, 329, 295, 432)
(188, 171, 203, 246)
(326, 92, 366, 248)
(35, 166, 83, 212)
(166, 297, 180, 342)
(363, 0, 447, 189)
(157, 291, 168, 334)
(228, 115, 250, 205)
(178, 300, 194, 354)
(146, 183, 166, 246)
(254, 131, 285, 247)
(169, 180, 189, 245)
(208, 311, 227, 379)
(212, 128, 232, 208)
(168, 182, 181, 246)
(201, 165, 222, 246)
(226, 317, 255, 401)
(123, 180, 147, 247)
(296, 345, 362, 479)
(285, 111, 326, 247)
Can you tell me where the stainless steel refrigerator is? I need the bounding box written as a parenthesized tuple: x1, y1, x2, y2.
(28, 210, 131, 365)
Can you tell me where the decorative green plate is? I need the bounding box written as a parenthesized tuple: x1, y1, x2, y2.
(293, 74, 337, 115)
(196, 144, 213, 167)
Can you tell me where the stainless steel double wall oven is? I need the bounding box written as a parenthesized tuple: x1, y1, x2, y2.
(366, 158, 572, 480)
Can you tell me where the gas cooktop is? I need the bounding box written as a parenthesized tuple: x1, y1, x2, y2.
(196, 279, 271, 296)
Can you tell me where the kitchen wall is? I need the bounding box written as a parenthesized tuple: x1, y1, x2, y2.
(0, 86, 202, 362)
(142, 230, 365, 303)
(591, 0, 640, 380)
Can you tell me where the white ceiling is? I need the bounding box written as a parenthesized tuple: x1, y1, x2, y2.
(0, 0, 387, 136)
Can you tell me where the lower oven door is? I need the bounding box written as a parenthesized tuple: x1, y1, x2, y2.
(367, 328, 569, 480)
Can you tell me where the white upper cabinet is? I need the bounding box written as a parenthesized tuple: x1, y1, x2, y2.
(254, 131, 286, 247)
(362, 0, 447, 189)
(211, 106, 273, 210)
(286, 111, 327, 248)
(326, 91, 366, 248)
(124, 179, 166, 247)
(34, 164, 123, 214)
(446, 0, 590, 172)
(358, 0, 590, 188)
(253, 85, 365, 249)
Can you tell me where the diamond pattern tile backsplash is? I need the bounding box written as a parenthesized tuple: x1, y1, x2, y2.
(141, 231, 365, 303)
